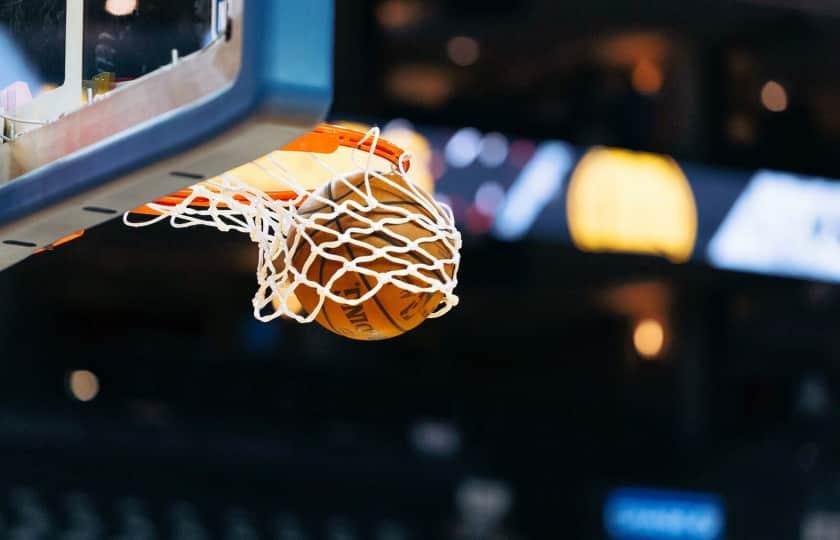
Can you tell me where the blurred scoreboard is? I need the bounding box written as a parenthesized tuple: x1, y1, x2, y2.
(375, 119, 840, 284)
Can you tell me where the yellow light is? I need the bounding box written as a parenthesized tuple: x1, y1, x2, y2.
(633, 319, 664, 359)
(381, 126, 436, 194)
(447, 36, 481, 67)
(68, 370, 99, 402)
(566, 147, 697, 262)
(272, 291, 304, 317)
(105, 0, 137, 16)
(760, 80, 788, 112)
(631, 59, 664, 95)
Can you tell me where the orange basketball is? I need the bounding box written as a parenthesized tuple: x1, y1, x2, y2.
(289, 172, 454, 341)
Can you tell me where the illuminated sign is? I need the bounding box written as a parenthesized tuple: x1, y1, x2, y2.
(494, 142, 574, 240)
(604, 487, 724, 540)
(708, 170, 840, 282)
(566, 148, 697, 262)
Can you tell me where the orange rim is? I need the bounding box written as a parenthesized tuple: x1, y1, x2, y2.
(36, 229, 86, 254)
(131, 124, 410, 216)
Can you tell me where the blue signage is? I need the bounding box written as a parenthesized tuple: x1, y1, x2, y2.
(604, 487, 724, 540)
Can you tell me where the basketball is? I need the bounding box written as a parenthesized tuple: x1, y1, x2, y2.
(289, 172, 454, 341)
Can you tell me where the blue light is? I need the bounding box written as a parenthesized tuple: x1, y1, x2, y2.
(0, 27, 42, 91)
(604, 487, 724, 540)
(492, 142, 574, 241)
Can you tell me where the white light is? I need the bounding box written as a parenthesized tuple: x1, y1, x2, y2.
(105, 0, 137, 16)
(708, 170, 840, 282)
(410, 420, 461, 457)
(493, 142, 574, 240)
(445, 128, 483, 168)
(478, 132, 509, 167)
(474, 181, 506, 216)
(383, 118, 415, 133)
(68, 370, 99, 402)
(455, 478, 513, 528)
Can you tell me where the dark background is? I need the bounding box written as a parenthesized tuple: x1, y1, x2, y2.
(3, 0, 840, 538)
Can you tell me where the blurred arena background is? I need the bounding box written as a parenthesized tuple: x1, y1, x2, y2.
(4, 0, 840, 538)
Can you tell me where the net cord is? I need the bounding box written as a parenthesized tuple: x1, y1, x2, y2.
(124, 127, 461, 324)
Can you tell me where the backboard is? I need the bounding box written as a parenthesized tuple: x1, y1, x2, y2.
(0, 0, 333, 270)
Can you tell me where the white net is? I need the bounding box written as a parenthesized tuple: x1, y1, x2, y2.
(124, 127, 461, 325)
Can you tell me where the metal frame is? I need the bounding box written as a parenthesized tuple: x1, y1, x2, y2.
(10, 0, 84, 135)
(0, 0, 334, 270)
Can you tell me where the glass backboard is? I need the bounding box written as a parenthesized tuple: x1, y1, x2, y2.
(0, 0, 333, 270)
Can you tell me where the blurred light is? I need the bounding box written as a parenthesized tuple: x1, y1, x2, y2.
(478, 132, 509, 167)
(631, 59, 664, 95)
(595, 33, 670, 68)
(434, 193, 453, 209)
(494, 142, 574, 241)
(633, 319, 664, 359)
(410, 420, 461, 458)
(383, 118, 415, 133)
(465, 205, 494, 235)
(272, 291, 304, 317)
(707, 171, 840, 283)
(382, 125, 435, 193)
(798, 374, 830, 417)
(760, 80, 788, 112)
(602, 281, 671, 320)
(474, 181, 506, 216)
(456, 479, 513, 537)
(447, 36, 481, 67)
(567, 147, 697, 262)
(430, 150, 447, 179)
(105, 0, 137, 16)
(386, 65, 453, 107)
(802, 512, 840, 540)
(508, 139, 537, 168)
(376, 0, 424, 30)
(445, 128, 483, 168)
(604, 487, 724, 540)
(444, 193, 468, 224)
(727, 113, 755, 145)
(68, 370, 99, 402)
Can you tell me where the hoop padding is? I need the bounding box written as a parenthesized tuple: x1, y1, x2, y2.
(123, 127, 462, 325)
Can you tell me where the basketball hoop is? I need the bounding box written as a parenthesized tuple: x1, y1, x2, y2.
(124, 123, 461, 338)
(130, 124, 412, 215)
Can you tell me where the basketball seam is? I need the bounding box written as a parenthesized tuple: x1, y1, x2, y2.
(363, 230, 448, 284)
(299, 175, 437, 220)
(329, 182, 409, 336)
(317, 249, 339, 335)
(298, 176, 371, 217)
